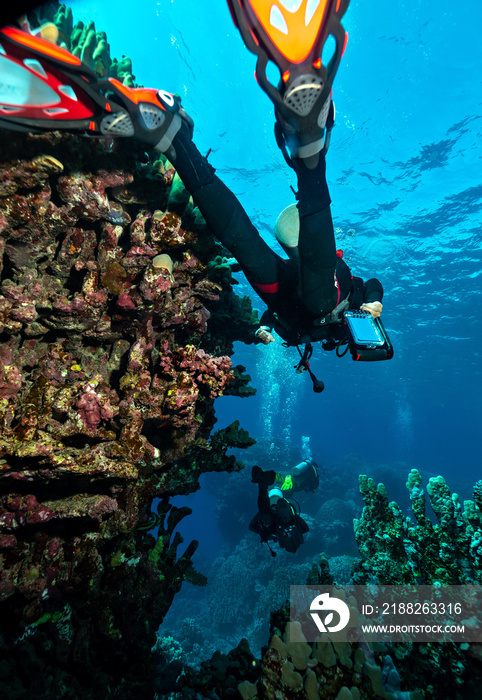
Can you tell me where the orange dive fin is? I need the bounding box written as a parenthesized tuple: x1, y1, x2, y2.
(0, 25, 186, 151)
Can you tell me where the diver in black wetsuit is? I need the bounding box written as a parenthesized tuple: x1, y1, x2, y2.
(249, 465, 310, 556)
(161, 115, 384, 354)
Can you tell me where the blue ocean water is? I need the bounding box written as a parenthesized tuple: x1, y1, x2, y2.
(71, 0, 481, 658)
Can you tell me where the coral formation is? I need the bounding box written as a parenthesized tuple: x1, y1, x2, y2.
(25, 3, 135, 85)
(473, 479, 482, 513)
(353, 469, 482, 585)
(0, 108, 258, 697)
(172, 603, 423, 699)
(0, 7, 261, 694)
(350, 469, 482, 700)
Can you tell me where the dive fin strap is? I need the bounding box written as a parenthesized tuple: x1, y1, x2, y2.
(274, 98, 335, 166)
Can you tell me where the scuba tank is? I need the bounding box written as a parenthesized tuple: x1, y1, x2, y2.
(292, 460, 319, 492)
(268, 487, 284, 506)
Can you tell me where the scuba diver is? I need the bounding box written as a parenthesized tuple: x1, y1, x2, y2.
(249, 464, 316, 556)
(271, 457, 320, 498)
(0, 1, 393, 393)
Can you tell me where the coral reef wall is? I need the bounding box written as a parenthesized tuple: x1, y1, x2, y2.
(0, 122, 258, 699)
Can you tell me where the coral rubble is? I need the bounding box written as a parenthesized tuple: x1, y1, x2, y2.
(0, 121, 258, 698)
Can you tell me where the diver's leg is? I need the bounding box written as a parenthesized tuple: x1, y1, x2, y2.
(293, 153, 338, 316)
(257, 485, 271, 514)
(169, 125, 282, 290)
(251, 466, 276, 511)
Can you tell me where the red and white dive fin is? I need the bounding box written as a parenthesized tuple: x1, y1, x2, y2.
(0, 25, 185, 151)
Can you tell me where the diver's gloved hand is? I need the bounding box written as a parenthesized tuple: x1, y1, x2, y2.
(360, 301, 383, 318)
(255, 326, 275, 345)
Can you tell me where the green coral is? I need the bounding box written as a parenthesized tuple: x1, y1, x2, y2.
(353, 475, 414, 584)
(26, 4, 137, 85)
(208, 290, 259, 347)
(148, 537, 165, 568)
(167, 171, 192, 215)
(353, 470, 482, 585)
(184, 564, 208, 587)
(210, 420, 256, 456)
(144, 500, 206, 588)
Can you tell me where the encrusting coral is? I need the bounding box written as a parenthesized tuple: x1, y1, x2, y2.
(0, 10, 261, 690)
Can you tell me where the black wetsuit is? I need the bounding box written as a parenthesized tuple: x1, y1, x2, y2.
(249, 482, 308, 554)
(169, 123, 383, 344)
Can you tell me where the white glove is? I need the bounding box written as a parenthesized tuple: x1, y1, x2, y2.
(360, 301, 383, 318)
(255, 327, 275, 344)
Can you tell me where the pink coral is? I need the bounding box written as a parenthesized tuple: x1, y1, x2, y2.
(76, 388, 104, 432)
(117, 292, 137, 310)
(139, 264, 173, 301)
(158, 345, 233, 399)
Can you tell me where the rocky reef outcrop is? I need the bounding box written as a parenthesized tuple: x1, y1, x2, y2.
(0, 123, 258, 698)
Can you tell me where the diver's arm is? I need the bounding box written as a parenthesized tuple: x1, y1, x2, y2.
(360, 278, 384, 317)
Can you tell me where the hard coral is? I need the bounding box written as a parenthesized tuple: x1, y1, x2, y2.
(353, 469, 482, 585)
(0, 117, 256, 697)
(176, 604, 423, 700)
(350, 469, 482, 700)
